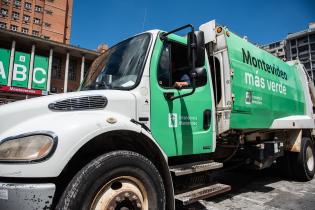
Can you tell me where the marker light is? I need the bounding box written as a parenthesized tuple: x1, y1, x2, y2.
(0, 135, 55, 162)
(216, 27, 223, 33)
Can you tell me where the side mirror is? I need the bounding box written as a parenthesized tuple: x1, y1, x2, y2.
(188, 31, 205, 68)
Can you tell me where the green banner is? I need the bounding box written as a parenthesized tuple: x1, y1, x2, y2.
(0, 48, 11, 86)
(224, 29, 305, 129)
(12, 51, 30, 88)
(32, 55, 48, 90)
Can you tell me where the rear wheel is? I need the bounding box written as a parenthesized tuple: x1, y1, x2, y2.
(291, 137, 315, 181)
(56, 150, 166, 210)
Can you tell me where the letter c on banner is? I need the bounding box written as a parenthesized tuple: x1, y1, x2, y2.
(33, 67, 47, 84)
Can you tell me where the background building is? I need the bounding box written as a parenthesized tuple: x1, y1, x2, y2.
(286, 22, 315, 80)
(0, 29, 99, 105)
(262, 22, 315, 84)
(0, 0, 72, 44)
(261, 40, 286, 60)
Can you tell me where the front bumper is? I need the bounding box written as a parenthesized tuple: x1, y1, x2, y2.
(0, 182, 55, 210)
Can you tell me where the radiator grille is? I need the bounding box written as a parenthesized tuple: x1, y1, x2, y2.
(48, 96, 107, 111)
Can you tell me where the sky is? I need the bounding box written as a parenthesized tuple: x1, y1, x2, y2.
(71, 0, 315, 50)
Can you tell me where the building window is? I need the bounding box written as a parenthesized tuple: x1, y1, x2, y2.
(2, 0, 9, 5)
(290, 40, 296, 46)
(310, 34, 315, 43)
(291, 48, 297, 54)
(44, 22, 51, 28)
(1, 8, 8, 16)
(45, 9, 53, 15)
(307, 71, 312, 78)
(32, 30, 39, 36)
(23, 15, 30, 22)
(297, 37, 308, 45)
(298, 45, 309, 53)
(33, 18, 41, 25)
(299, 54, 309, 61)
(68, 60, 77, 81)
(21, 27, 28, 34)
(43, 36, 50, 40)
(24, 2, 32, 10)
(10, 25, 18, 31)
(52, 57, 62, 79)
(311, 44, 315, 51)
(14, 0, 21, 7)
(12, 11, 19, 19)
(0, 22, 6, 29)
(304, 62, 311, 69)
(35, 5, 42, 12)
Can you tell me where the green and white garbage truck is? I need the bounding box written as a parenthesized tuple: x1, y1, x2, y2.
(0, 20, 314, 210)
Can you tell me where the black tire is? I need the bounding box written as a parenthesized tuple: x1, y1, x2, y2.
(56, 150, 166, 210)
(291, 137, 315, 181)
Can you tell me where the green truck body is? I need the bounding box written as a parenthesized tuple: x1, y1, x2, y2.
(226, 31, 305, 129)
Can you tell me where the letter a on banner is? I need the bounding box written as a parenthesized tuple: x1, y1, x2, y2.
(0, 48, 11, 86)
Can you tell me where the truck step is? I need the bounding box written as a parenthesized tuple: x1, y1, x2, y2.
(170, 161, 223, 176)
(175, 183, 231, 205)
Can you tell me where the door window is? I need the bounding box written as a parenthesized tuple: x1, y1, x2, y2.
(157, 41, 197, 89)
(157, 41, 207, 89)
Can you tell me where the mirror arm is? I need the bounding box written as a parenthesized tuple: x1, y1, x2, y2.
(160, 24, 195, 40)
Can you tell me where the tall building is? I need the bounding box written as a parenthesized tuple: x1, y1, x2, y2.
(262, 22, 315, 83)
(286, 22, 315, 79)
(0, 0, 72, 44)
(261, 40, 286, 60)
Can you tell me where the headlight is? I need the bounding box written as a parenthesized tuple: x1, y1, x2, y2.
(0, 134, 56, 162)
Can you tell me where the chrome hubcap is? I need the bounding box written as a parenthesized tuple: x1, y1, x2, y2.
(90, 176, 148, 210)
(306, 146, 314, 172)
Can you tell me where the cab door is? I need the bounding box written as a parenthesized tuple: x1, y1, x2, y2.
(150, 33, 215, 157)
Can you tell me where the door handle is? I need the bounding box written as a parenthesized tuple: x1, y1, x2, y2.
(164, 92, 174, 100)
(203, 109, 211, 130)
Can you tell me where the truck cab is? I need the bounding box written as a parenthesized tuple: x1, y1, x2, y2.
(0, 21, 314, 210)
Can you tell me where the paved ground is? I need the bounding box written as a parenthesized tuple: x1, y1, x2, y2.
(177, 168, 315, 210)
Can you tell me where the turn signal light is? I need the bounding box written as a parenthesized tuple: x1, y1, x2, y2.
(216, 27, 223, 33)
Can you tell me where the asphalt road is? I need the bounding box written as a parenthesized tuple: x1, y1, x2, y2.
(177, 168, 315, 210)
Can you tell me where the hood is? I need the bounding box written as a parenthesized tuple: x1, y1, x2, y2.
(0, 90, 137, 136)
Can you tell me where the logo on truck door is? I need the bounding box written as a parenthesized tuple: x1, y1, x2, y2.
(168, 113, 178, 128)
(168, 113, 198, 128)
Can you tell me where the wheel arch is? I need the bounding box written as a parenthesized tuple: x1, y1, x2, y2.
(53, 130, 175, 210)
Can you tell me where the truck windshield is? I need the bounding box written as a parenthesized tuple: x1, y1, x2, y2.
(80, 33, 151, 90)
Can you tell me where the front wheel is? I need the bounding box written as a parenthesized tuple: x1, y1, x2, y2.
(56, 151, 166, 210)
